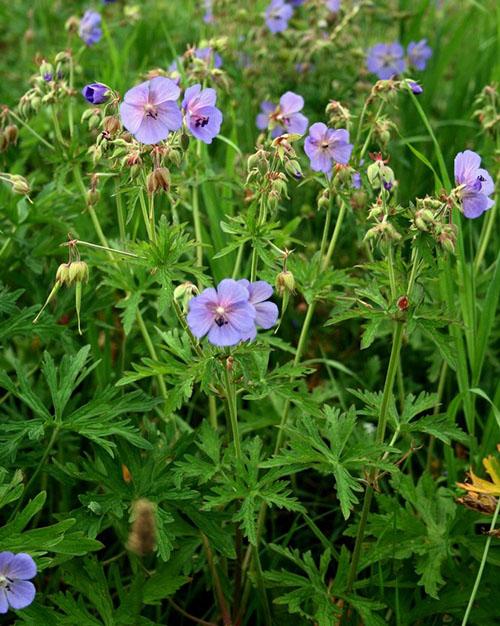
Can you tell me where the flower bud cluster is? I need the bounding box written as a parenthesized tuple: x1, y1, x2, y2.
(473, 84, 499, 139)
(411, 197, 457, 254)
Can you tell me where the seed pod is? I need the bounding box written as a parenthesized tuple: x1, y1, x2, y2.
(68, 260, 89, 284)
(56, 263, 71, 285)
(10, 175, 30, 195)
(4, 125, 18, 145)
(103, 115, 121, 135)
(275, 271, 295, 296)
(126, 499, 157, 556)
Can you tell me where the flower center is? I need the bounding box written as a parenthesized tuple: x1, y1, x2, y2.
(214, 305, 228, 327)
(144, 103, 158, 119)
(0, 575, 12, 590)
(193, 114, 209, 128)
(320, 141, 330, 150)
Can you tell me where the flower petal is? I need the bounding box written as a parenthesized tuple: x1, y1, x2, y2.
(207, 322, 243, 346)
(123, 81, 149, 106)
(254, 301, 279, 329)
(462, 192, 489, 219)
(149, 76, 180, 105)
(156, 101, 183, 131)
(119, 102, 144, 134)
(6, 580, 36, 610)
(133, 116, 171, 144)
(0, 589, 8, 614)
(247, 281, 273, 304)
(5, 553, 37, 580)
(217, 279, 250, 306)
(285, 112, 308, 135)
(182, 84, 201, 109)
(279, 91, 304, 115)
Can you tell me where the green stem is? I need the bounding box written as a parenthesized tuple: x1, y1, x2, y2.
(71, 239, 141, 258)
(139, 190, 153, 241)
(474, 192, 497, 271)
(250, 196, 266, 282)
(358, 102, 384, 165)
(148, 192, 156, 244)
(223, 364, 241, 460)
(51, 106, 66, 145)
(193, 141, 204, 269)
(346, 321, 405, 591)
(8, 109, 55, 151)
(461, 498, 500, 626)
(232, 242, 244, 279)
(135, 309, 168, 404)
(115, 179, 126, 242)
(8, 426, 60, 521)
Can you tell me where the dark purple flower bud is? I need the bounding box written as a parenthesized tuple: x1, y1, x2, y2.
(195, 47, 223, 69)
(82, 82, 109, 104)
(407, 79, 423, 95)
(352, 171, 361, 189)
(383, 180, 393, 191)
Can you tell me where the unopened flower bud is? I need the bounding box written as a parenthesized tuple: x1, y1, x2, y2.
(4, 125, 18, 145)
(86, 188, 100, 206)
(397, 295, 409, 311)
(275, 271, 295, 295)
(285, 159, 303, 180)
(102, 115, 121, 135)
(317, 189, 330, 211)
(65, 16, 79, 33)
(174, 281, 199, 312)
(40, 61, 53, 82)
(0, 133, 7, 152)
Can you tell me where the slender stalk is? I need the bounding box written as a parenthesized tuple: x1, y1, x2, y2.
(8, 109, 55, 151)
(70, 239, 141, 258)
(139, 190, 153, 241)
(474, 187, 498, 271)
(192, 141, 204, 269)
(148, 191, 156, 244)
(232, 242, 244, 279)
(167, 599, 217, 626)
(51, 106, 66, 145)
(115, 179, 126, 242)
(461, 498, 500, 626)
(8, 426, 60, 521)
(250, 196, 266, 282)
(135, 309, 168, 403)
(223, 364, 242, 460)
(172, 299, 204, 358)
(346, 322, 405, 592)
(201, 534, 232, 626)
(68, 53, 75, 139)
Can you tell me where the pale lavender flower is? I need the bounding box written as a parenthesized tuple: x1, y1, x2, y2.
(79, 10, 102, 46)
(265, 0, 294, 33)
(182, 84, 223, 143)
(0, 552, 37, 614)
(238, 280, 279, 340)
(407, 39, 432, 71)
(187, 279, 256, 346)
(119, 77, 182, 144)
(195, 47, 222, 69)
(326, 0, 341, 11)
(256, 92, 308, 137)
(454, 150, 494, 218)
(352, 171, 361, 189)
(304, 122, 353, 176)
(366, 42, 406, 79)
(82, 82, 108, 104)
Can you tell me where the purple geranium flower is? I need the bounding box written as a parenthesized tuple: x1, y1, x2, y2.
(326, 0, 341, 11)
(454, 150, 495, 219)
(407, 39, 432, 71)
(0, 552, 37, 614)
(79, 10, 102, 46)
(195, 47, 223, 69)
(265, 0, 294, 33)
(238, 280, 279, 339)
(119, 77, 182, 145)
(287, 0, 304, 5)
(187, 279, 256, 346)
(366, 42, 406, 80)
(82, 82, 108, 104)
(182, 84, 223, 144)
(304, 122, 353, 176)
(256, 92, 308, 137)
(407, 79, 423, 94)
